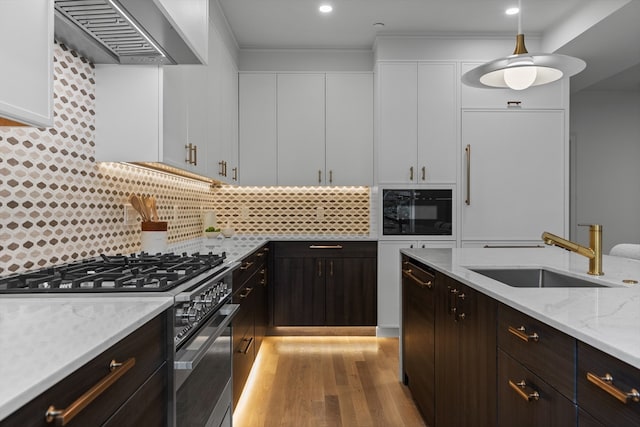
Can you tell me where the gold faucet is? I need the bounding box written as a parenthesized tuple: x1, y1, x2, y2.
(541, 224, 603, 276)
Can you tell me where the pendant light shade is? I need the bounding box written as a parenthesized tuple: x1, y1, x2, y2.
(461, 1, 586, 90)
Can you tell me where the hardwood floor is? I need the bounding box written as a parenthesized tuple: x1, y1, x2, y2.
(233, 336, 426, 427)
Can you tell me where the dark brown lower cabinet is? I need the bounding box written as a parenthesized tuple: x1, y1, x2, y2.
(401, 257, 436, 425)
(577, 341, 640, 427)
(1, 313, 170, 427)
(435, 273, 497, 427)
(272, 241, 377, 326)
(498, 350, 576, 427)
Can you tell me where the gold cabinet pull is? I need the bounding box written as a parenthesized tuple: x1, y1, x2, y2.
(421, 166, 426, 181)
(465, 144, 471, 205)
(45, 358, 136, 425)
(318, 170, 322, 184)
(185, 143, 192, 164)
(223, 161, 228, 177)
(239, 287, 254, 299)
(508, 326, 540, 343)
(192, 145, 197, 166)
(508, 379, 540, 402)
(587, 372, 640, 404)
(448, 287, 459, 315)
(232, 167, 238, 181)
(309, 245, 343, 249)
(218, 161, 225, 176)
(402, 268, 433, 289)
(240, 261, 254, 271)
(329, 170, 333, 184)
(409, 166, 414, 181)
(238, 337, 254, 354)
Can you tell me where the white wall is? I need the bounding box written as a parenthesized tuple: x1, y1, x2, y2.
(570, 90, 640, 252)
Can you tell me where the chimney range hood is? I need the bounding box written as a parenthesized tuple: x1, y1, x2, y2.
(54, 0, 205, 65)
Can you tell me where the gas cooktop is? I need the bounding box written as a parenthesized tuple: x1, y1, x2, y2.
(0, 252, 226, 294)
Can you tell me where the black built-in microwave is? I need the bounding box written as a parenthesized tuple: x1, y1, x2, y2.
(382, 189, 453, 236)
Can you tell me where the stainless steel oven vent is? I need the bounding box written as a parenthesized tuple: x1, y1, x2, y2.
(53, 0, 205, 65)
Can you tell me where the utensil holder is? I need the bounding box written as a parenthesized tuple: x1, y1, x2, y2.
(141, 221, 168, 254)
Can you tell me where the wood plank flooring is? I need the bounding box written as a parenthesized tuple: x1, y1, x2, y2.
(233, 336, 426, 427)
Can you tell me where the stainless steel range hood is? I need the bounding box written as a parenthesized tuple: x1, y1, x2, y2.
(54, 0, 204, 65)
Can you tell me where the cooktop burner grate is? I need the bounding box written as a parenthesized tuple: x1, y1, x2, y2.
(0, 252, 226, 293)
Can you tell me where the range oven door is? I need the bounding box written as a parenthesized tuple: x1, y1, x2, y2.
(175, 303, 239, 427)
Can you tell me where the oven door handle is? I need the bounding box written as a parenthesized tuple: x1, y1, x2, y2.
(174, 303, 239, 371)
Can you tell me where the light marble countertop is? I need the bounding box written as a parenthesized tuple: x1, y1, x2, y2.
(0, 295, 172, 421)
(401, 247, 640, 369)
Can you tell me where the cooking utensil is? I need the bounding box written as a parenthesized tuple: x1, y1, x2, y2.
(128, 194, 148, 222)
(144, 196, 157, 222)
(149, 197, 160, 222)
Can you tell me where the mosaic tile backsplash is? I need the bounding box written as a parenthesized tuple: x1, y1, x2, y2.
(0, 43, 370, 275)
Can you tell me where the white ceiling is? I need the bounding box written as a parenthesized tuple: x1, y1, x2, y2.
(217, 0, 640, 92)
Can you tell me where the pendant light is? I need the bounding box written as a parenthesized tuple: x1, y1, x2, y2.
(461, 0, 586, 90)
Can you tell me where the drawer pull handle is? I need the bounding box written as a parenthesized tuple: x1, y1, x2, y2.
(239, 287, 254, 299)
(508, 326, 539, 342)
(509, 379, 540, 402)
(45, 358, 136, 425)
(309, 245, 343, 249)
(238, 337, 254, 354)
(402, 269, 433, 289)
(240, 261, 254, 271)
(587, 372, 640, 404)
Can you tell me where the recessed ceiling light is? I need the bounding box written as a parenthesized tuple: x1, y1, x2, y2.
(505, 7, 520, 15)
(319, 4, 333, 13)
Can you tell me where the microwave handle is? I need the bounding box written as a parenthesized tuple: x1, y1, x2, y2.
(465, 144, 471, 205)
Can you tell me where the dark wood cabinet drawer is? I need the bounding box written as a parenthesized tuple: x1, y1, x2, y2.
(498, 350, 577, 427)
(2, 314, 167, 427)
(234, 245, 268, 292)
(498, 304, 575, 400)
(577, 342, 640, 426)
(272, 241, 376, 258)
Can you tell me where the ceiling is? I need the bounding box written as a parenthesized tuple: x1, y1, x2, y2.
(218, 0, 640, 92)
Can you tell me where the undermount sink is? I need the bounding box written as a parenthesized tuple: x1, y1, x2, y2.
(469, 268, 613, 288)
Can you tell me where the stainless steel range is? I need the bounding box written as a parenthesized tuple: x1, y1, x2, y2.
(0, 251, 239, 427)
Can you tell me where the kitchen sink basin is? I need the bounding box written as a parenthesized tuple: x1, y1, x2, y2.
(469, 268, 612, 288)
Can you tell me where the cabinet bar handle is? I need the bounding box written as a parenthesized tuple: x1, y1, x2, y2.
(402, 269, 433, 289)
(239, 337, 254, 354)
(218, 161, 225, 176)
(223, 161, 228, 177)
(508, 379, 540, 402)
(309, 245, 343, 249)
(318, 260, 322, 277)
(192, 145, 197, 166)
(330, 260, 334, 276)
(448, 287, 458, 315)
(318, 170, 322, 184)
(45, 358, 136, 425)
(232, 167, 238, 181)
(421, 166, 426, 181)
(329, 170, 333, 184)
(587, 372, 640, 404)
(185, 144, 192, 164)
(409, 166, 414, 181)
(508, 326, 540, 342)
(240, 261, 254, 271)
(239, 287, 253, 299)
(465, 144, 471, 205)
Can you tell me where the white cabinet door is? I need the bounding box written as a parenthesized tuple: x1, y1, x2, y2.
(461, 110, 566, 242)
(239, 73, 277, 186)
(417, 63, 457, 183)
(277, 74, 326, 186)
(326, 73, 374, 186)
(461, 62, 566, 109)
(0, 0, 53, 127)
(377, 63, 418, 184)
(162, 65, 191, 169)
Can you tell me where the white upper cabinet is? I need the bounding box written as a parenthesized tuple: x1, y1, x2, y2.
(377, 61, 457, 184)
(326, 73, 374, 186)
(461, 109, 566, 243)
(239, 73, 278, 186)
(0, 0, 53, 127)
(460, 62, 566, 109)
(155, 0, 208, 64)
(377, 62, 418, 184)
(277, 74, 326, 186)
